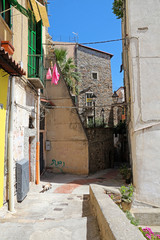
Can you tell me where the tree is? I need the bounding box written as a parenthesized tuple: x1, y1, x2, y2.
(54, 48, 80, 95)
(112, 0, 123, 19)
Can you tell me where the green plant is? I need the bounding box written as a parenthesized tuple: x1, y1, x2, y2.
(54, 48, 81, 95)
(112, 0, 124, 19)
(87, 117, 105, 128)
(125, 211, 139, 226)
(120, 164, 131, 181)
(139, 227, 160, 239)
(120, 184, 134, 203)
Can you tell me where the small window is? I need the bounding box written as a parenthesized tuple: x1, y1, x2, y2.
(92, 72, 98, 80)
(40, 108, 45, 130)
(87, 116, 94, 125)
(86, 92, 93, 107)
(29, 116, 34, 129)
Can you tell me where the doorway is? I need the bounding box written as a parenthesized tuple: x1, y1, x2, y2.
(40, 133, 44, 174)
(29, 137, 32, 181)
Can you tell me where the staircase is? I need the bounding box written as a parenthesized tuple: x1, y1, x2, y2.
(131, 208, 160, 235)
(0, 191, 101, 240)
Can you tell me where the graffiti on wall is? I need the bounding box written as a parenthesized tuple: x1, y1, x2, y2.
(51, 159, 65, 172)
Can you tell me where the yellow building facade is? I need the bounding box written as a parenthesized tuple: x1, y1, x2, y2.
(0, 69, 9, 207)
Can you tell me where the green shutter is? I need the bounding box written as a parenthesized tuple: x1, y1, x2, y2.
(2, 0, 5, 19)
(8, 0, 29, 17)
(28, 14, 36, 77)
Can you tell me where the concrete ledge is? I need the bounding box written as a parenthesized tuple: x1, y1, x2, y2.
(89, 184, 146, 240)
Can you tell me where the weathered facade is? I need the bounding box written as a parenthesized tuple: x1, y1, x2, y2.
(122, 0, 160, 206)
(0, 0, 49, 210)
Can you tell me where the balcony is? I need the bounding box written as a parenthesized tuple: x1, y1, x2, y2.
(28, 54, 45, 89)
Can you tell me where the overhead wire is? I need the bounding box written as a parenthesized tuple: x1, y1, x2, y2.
(42, 38, 126, 46)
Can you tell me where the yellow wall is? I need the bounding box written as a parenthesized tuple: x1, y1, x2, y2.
(0, 70, 9, 208)
(0, 16, 12, 42)
(45, 61, 89, 175)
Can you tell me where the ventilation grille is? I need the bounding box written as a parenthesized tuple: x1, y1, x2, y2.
(16, 159, 29, 202)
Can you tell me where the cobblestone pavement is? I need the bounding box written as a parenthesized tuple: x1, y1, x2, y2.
(0, 169, 124, 240)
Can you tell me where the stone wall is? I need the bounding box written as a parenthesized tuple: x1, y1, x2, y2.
(86, 128, 114, 173)
(77, 45, 113, 126)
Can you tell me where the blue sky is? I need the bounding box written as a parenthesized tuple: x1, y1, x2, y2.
(48, 0, 123, 91)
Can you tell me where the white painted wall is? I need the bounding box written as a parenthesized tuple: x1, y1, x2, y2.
(126, 0, 160, 206)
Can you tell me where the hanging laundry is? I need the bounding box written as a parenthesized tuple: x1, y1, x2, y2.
(46, 67, 52, 79)
(51, 63, 60, 85)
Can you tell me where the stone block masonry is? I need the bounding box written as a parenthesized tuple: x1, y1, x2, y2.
(77, 45, 113, 126)
(86, 128, 114, 173)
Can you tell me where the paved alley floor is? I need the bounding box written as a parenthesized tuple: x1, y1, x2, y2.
(0, 169, 124, 240)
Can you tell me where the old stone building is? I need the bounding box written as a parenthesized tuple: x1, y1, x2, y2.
(51, 42, 114, 127)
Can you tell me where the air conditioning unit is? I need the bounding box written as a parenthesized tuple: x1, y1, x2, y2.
(16, 159, 29, 202)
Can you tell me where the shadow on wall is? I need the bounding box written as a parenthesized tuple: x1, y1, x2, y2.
(108, 107, 114, 127)
(86, 128, 114, 173)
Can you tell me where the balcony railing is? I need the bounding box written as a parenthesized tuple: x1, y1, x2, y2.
(28, 54, 45, 87)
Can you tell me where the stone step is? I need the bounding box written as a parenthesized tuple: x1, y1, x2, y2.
(131, 208, 160, 226)
(0, 217, 88, 240)
(139, 226, 160, 235)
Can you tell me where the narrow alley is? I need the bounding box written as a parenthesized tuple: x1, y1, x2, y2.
(0, 169, 124, 240)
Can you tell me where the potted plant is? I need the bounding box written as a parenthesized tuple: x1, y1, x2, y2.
(120, 164, 132, 184)
(1, 41, 14, 55)
(120, 184, 134, 211)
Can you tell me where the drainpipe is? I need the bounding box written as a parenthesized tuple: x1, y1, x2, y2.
(8, 76, 15, 212)
(36, 89, 40, 184)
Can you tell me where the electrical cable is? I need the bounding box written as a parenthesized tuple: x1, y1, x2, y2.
(42, 38, 126, 46)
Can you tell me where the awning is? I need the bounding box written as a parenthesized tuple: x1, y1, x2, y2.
(0, 47, 26, 76)
(41, 98, 55, 108)
(29, 0, 41, 22)
(36, 1, 50, 27)
(8, 0, 29, 17)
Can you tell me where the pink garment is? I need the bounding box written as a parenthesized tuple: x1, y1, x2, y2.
(46, 67, 52, 79)
(51, 63, 60, 85)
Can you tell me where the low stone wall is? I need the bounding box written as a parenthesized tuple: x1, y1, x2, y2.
(90, 184, 146, 240)
(86, 128, 114, 173)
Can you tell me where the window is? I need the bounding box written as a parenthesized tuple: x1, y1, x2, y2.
(28, 14, 36, 77)
(92, 72, 98, 80)
(87, 116, 94, 125)
(0, 0, 11, 28)
(86, 92, 93, 107)
(40, 108, 45, 130)
(29, 116, 34, 129)
(28, 12, 43, 79)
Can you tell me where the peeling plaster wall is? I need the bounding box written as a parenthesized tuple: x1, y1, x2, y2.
(126, 0, 160, 206)
(3, 78, 37, 203)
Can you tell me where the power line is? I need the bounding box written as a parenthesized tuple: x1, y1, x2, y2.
(42, 38, 125, 46)
(81, 38, 125, 45)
